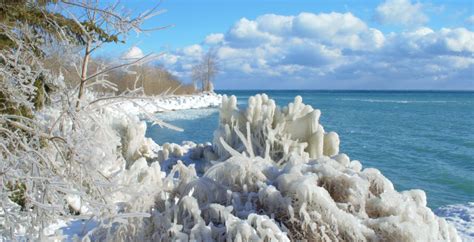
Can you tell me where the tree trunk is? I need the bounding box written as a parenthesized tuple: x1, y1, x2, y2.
(75, 41, 91, 110)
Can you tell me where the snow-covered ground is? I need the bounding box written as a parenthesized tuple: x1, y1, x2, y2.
(110, 92, 222, 117)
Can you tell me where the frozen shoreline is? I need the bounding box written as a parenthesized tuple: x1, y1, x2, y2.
(111, 92, 222, 117)
(42, 93, 464, 241)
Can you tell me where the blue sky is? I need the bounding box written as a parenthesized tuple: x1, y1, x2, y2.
(103, 0, 474, 90)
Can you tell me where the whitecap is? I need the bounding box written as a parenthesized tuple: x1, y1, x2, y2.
(436, 202, 474, 241)
(339, 98, 454, 104)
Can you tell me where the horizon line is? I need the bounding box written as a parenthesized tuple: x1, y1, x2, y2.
(214, 89, 474, 92)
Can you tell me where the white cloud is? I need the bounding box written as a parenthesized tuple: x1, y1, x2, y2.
(375, 0, 428, 26)
(158, 54, 178, 65)
(293, 12, 366, 37)
(216, 46, 248, 59)
(182, 44, 203, 57)
(280, 39, 342, 67)
(255, 14, 293, 35)
(437, 28, 474, 52)
(157, 12, 474, 90)
(220, 13, 384, 51)
(122, 46, 144, 59)
(385, 27, 474, 56)
(226, 18, 281, 47)
(292, 12, 385, 50)
(204, 33, 224, 45)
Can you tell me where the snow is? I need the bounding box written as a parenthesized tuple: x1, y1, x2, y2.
(109, 92, 222, 118)
(40, 93, 464, 241)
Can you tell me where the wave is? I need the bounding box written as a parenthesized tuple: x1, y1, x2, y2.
(154, 108, 218, 121)
(339, 98, 458, 104)
(435, 202, 474, 241)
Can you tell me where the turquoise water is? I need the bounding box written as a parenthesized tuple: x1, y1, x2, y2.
(146, 90, 474, 211)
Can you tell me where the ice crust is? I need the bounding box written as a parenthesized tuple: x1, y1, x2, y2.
(111, 92, 222, 118)
(53, 94, 461, 241)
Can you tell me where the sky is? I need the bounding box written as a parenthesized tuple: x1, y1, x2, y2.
(106, 0, 474, 90)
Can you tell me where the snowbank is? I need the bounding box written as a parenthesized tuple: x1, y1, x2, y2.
(111, 92, 222, 117)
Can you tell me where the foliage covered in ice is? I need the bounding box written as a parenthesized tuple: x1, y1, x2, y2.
(0, 2, 176, 239)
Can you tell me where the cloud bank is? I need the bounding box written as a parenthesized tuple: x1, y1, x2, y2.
(157, 11, 474, 90)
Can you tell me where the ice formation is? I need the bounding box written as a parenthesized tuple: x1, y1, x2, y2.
(207, 95, 459, 241)
(213, 94, 340, 162)
(110, 92, 222, 118)
(51, 94, 461, 241)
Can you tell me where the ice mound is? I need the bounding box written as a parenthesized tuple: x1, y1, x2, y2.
(213, 94, 341, 162)
(111, 93, 222, 117)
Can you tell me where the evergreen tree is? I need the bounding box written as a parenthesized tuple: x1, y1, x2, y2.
(0, 0, 121, 113)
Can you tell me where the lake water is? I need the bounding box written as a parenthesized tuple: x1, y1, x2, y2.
(146, 90, 474, 238)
